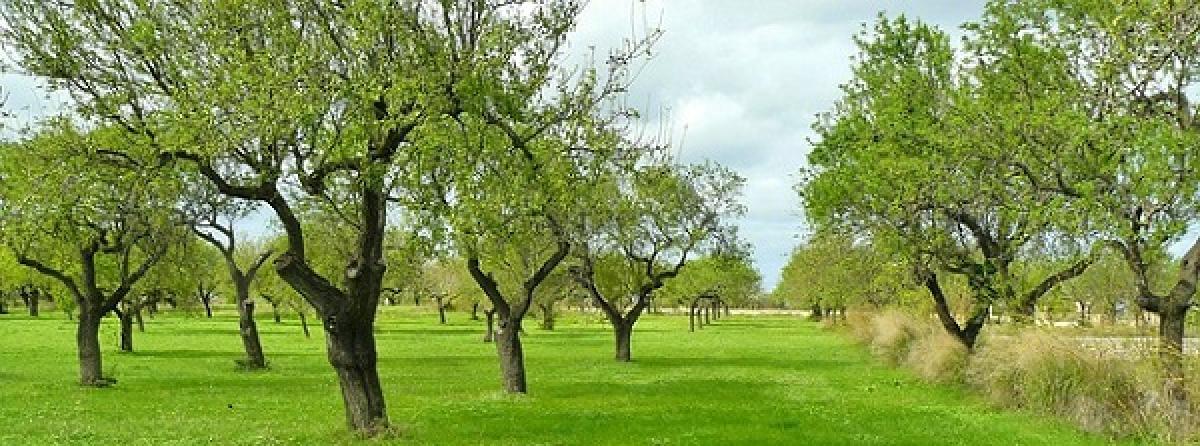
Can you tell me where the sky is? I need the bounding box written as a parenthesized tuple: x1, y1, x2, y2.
(0, 1, 990, 290)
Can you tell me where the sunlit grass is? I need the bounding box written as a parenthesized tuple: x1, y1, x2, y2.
(0, 307, 1128, 445)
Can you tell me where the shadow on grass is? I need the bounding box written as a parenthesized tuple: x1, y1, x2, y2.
(374, 327, 483, 336)
(630, 355, 850, 371)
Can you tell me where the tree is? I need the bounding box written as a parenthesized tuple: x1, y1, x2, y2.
(181, 179, 274, 369)
(413, 1, 660, 393)
(417, 258, 474, 325)
(569, 162, 745, 361)
(981, 0, 1200, 401)
(0, 1, 443, 431)
(659, 254, 761, 312)
(0, 119, 182, 386)
(801, 14, 1094, 350)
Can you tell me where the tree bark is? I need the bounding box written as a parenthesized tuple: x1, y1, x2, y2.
(614, 320, 633, 362)
(483, 308, 496, 342)
(77, 310, 107, 386)
(324, 315, 388, 434)
(925, 273, 987, 351)
(1159, 302, 1187, 402)
(272, 302, 282, 324)
(493, 317, 527, 393)
(235, 280, 267, 369)
(471, 302, 480, 320)
(115, 306, 134, 353)
(135, 307, 145, 332)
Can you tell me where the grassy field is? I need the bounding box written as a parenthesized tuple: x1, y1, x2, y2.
(0, 307, 1132, 445)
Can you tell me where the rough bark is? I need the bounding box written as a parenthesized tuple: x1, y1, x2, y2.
(494, 317, 527, 393)
(614, 320, 633, 362)
(925, 273, 987, 351)
(324, 314, 387, 433)
(483, 308, 496, 342)
(232, 278, 267, 369)
(115, 306, 134, 352)
(77, 310, 108, 386)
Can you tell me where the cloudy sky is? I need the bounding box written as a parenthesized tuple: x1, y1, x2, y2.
(1, 1, 990, 289)
(570, 1, 987, 288)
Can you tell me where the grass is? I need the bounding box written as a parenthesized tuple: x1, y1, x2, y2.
(0, 307, 1130, 445)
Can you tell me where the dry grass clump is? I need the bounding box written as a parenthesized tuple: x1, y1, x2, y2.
(844, 311, 1200, 442)
(967, 331, 1151, 439)
(904, 328, 968, 384)
(866, 309, 924, 365)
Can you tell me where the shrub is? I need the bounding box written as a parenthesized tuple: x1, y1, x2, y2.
(868, 310, 923, 365)
(904, 327, 968, 384)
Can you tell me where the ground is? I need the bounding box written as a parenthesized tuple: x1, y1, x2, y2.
(0, 307, 1132, 445)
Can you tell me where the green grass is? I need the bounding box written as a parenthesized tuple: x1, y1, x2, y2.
(0, 307, 1132, 445)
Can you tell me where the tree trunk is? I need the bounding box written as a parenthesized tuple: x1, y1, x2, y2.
(77, 309, 107, 386)
(539, 303, 554, 330)
(202, 296, 213, 318)
(27, 291, 39, 317)
(324, 315, 388, 434)
(300, 312, 311, 339)
(115, 305, 134, 353)
(493, 317, 527, 393)
(483, 309, 496, 343)
(1159, 303, 1187, 403)
(435, 296, 447, 325)
(135, 307, 145, 332)
(272, 302, 282, 324)
(703, 304, 711, 325)
(810, 302, 823, 322)
(613, 320, 633, 362)
(471, 302, 480, 321)
(236, 282, 267, 369)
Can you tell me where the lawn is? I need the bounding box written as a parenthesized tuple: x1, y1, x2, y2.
(0, 307, 1129, 445)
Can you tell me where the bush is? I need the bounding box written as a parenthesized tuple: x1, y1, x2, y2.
(904, 327, 968, 384)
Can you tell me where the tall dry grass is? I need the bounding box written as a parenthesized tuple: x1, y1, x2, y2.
(843, 310, 1200, 442)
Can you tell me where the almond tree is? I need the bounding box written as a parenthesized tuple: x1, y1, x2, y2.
(568, 162, 745, 361)
(801, 15, 1095, 350)
(1, 1, 431, 432)
(0, 119, 182, 386)
(180, 179, 274, 369)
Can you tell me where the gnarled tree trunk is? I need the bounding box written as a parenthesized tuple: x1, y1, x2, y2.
(235, 281, 267, 369)
(77, 309, 107, 386)
(324, 312, 387, 433)
(493, 316, 527, 393)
